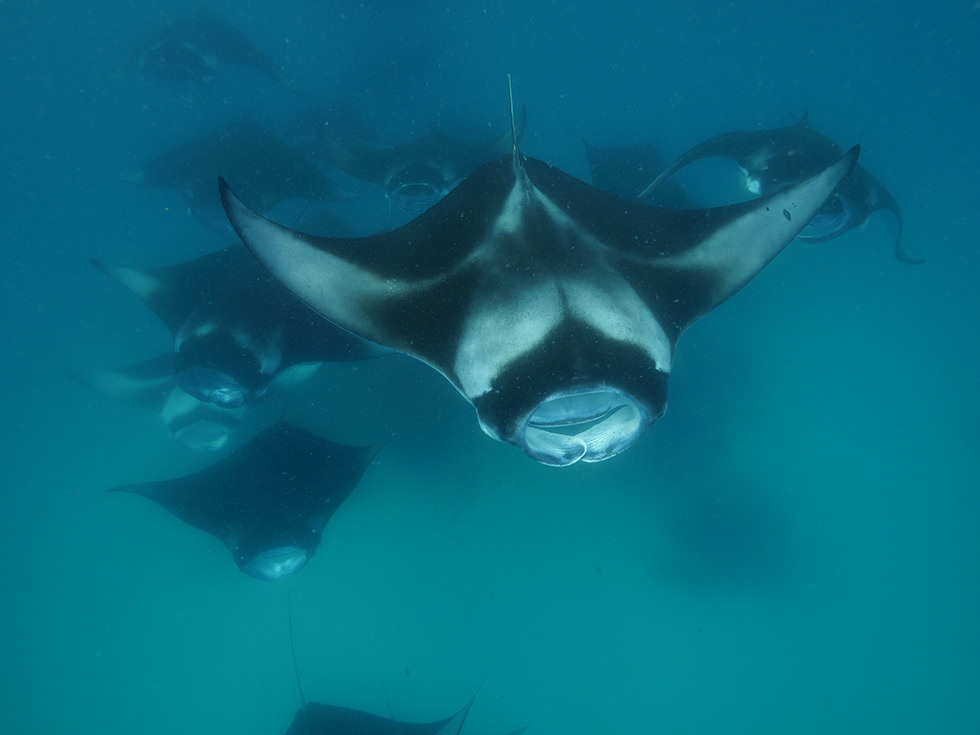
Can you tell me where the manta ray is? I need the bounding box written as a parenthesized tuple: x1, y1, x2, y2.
(220, 87, 858, 466)
(637, 113, 922, 264)
(91, 246, 384, 410)
(129, 8, 299, 94)
(129, 119, 338, 230)
(283, 599, 526, 735)
(320, 107, 527, 213)
(110, 423, 384, 580)
(70, 354, 248, 452)
(285, 701, 477, 735)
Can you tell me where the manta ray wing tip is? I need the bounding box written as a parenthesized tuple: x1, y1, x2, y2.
(217, 176, 253, 235)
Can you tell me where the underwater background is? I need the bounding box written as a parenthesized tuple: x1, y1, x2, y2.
(1, 1, 978, 733)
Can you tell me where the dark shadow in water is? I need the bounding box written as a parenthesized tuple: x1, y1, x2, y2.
(649, 469, 801, 598)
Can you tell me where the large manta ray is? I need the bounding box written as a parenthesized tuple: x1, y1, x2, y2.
(110, 423, 383, 580)
(70, 354, 249, 452)
(92, 246, 384, 410)
(129, 119, 338, 230)
(637, 113, 922, 264)
(129, 8, 299, 94)
(320, 107, 527, 213)
(220, 102, 858, 466)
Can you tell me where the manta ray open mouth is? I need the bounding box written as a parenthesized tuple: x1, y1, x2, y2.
(799, 194, 850, 240)
(243, 546, 309, 581)
(523, 389, 648, 466)
(178, 367, 248, 408)
(389, 182, 445, 212)
(171, 421, 231, 452)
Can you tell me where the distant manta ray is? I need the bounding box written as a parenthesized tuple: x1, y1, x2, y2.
(637, 113, 922, 264)
(110, 423, 385, 580)
(320, 106, 527, 214)
(283, 597, 526, 735)
(91, 246, 384, 411)
(128, 119, 340, 230)
(285, 698, 479, 735)
(221, 81, 858, 466)
(129, 8, 301, 94)
(69, 354, 249, 452)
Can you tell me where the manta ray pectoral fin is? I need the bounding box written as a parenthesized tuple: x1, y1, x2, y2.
(663, 145, 860, 323)
(636, 130, 757, 202)
(69, 355, 175, 411)
(90, 256, 209, 331)
(219, 177, 401, 350)
(318, 130, 368, 179)
(91, 258, 162, 304)
(220, 155, 515, 378)
(437, 688, 479, 735)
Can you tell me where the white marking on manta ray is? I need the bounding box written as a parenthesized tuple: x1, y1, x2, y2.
(109, 266, 161, 302)
(254, 225, 408, 344)
(745, 146, 775, 172)
(174, 318, 217, 352)
(742, 167, 762, 195)
(454, 281, 562, 399)
(454, 181, 673, 400)
(232, 325, 282, 375)
(656, 158, 853, 304)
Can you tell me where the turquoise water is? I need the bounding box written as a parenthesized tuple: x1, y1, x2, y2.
(1, 1, 978, 733)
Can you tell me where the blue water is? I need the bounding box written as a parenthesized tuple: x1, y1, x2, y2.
(2, 1, 978, 733)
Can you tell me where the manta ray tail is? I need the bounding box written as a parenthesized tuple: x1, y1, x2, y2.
(895, 237, 924, 265)
(443, 686, 481, 735)
(287, 590, 306, 708)
(507, 74, 520, 159)
(880, 196, 924, 264)
(507, 74, 531, 190)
